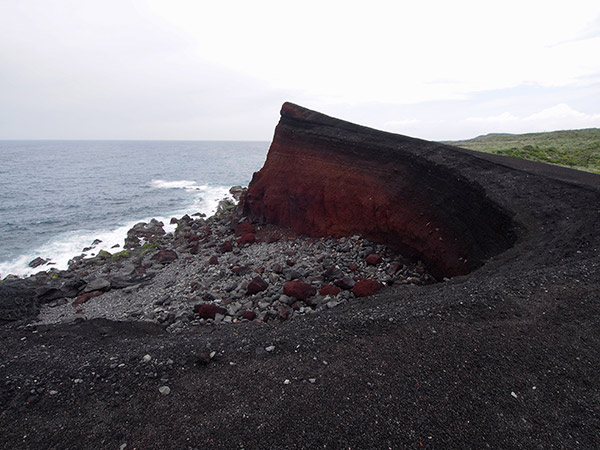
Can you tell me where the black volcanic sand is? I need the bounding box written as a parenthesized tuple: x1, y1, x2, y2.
(2, 132, 600, 448)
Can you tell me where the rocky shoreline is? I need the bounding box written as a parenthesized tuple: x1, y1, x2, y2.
(2, 188, 434, 329)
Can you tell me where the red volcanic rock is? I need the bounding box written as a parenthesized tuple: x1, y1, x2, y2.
(365, 253, 383, 265)
(207, 255, 219, 265)
(246, 276, 268, 295)
(72, 291, 103, 307)
(279, 308, 290, 321)
(283, 281, 316, 301)
(236, 233, 255, 245)
(319, 284, 341, 297)
(353, 279, 380, 297)
(152, 250, 178, 264)
(194, 304, 226, 320)
(241, 102, 515, 279)
(241, 310, 256, 321)
(220, 240, 233, 253)
(235, 222, 256, 236)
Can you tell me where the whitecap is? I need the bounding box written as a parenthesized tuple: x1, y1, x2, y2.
(150, 179, 203, 191)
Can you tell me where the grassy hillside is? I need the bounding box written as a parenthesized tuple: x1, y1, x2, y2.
(444, 128, 600, 174)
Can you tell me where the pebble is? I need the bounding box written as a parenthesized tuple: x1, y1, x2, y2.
(265, 345, 276, 352)
(142, 354, 152, 363)
(158, 386, 171, 395)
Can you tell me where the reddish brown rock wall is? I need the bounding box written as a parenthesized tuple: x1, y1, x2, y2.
(242, 103, 516, 279)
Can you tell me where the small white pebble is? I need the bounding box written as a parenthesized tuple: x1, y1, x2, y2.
(142, 354, 152, 363)
(159, 386, 171, 395)
(308, 378, 316, 384)
(283, 379, 290, 385)
(265, 345, 275, 352)
(511, 391, 518, 398)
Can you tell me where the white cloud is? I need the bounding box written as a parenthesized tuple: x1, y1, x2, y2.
(466, 112, 520, 124)
(381, 104, 600, 141)
(460, 104, 600, 137)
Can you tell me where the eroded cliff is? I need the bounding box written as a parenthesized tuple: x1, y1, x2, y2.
(242, 102, 516, 279)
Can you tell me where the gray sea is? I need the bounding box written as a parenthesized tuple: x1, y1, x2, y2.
(0, 140, 268, 278)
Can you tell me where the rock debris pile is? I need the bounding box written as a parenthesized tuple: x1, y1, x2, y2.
(33, 196, 435, 331)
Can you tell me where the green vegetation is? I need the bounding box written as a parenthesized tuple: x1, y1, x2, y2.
(139, 242, 159, 254)
(444, 128, 600, 174)
(97, 249, 112, 259)
(111, 249, 132, 261)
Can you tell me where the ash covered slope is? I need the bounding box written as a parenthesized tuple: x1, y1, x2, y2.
(242, 102, 516, 279)
(1, 103, 600, 449)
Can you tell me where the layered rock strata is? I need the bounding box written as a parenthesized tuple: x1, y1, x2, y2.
(242, 103, 516, 279)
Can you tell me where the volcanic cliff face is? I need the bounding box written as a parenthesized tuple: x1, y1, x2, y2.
(242, 102, 516, 279)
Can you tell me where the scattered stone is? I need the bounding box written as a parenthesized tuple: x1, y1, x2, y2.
(283, 281, 317, 301)
(265, 345, 275, 352)
(365, 253, 383, 265)
(142, 354, 152, 363)
(247, 276, 268, 295)
(158, 386, 171, 395)
(326, 299, 340, 309)
(242, 311, 256, 321)
(236, 233, 255, 245)
(220, 240, 233, 253)
(353, 279, 380, 297)
(207, 255, 219, 265)
(334, 277, 355, 290)
(152, 250, 178, 264)
(319, 284, 341, 296)
(193, 303, 227, 319)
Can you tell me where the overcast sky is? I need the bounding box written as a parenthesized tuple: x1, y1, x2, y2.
(1, 0, 600, 141)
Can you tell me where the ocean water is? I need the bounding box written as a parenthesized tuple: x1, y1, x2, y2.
(0, 140, 269, 278)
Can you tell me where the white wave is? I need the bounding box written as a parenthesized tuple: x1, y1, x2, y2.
(150, 179, 204, 191)
(0, 184, 236, 279)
